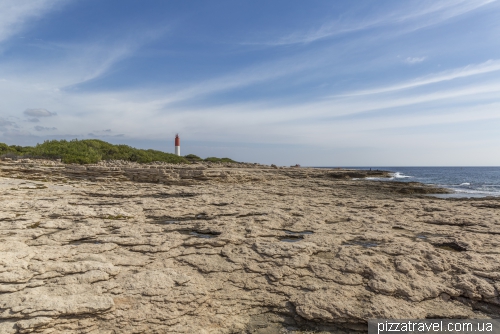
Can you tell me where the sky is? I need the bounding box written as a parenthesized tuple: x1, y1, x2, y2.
(1, 0, 500, 166)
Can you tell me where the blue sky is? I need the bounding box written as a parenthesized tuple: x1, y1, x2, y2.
(1, 0, 500, 166)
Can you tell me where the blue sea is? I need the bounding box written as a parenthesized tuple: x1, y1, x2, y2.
(343, 167, 500, 198)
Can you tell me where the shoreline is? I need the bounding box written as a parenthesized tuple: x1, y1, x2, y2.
(327, 167, 500, 199)
(1, 160, 499, 333)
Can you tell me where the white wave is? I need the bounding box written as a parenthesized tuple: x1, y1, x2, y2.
(391, 172, 412, 179)
(449, 187, 500, 195)
(459, 182, 471, 186)
(364, 171, 412, 181)
(364, 177, 389, 180)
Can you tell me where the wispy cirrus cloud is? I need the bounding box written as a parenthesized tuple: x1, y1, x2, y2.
(34, 125, 57, 131)
(337, 59, 500, 97)
(404, 56, 426, 64)
(118, 49, 336, 108)
(247, 0, 496, 46)
(64, 26, 170, 85)
(0, 0, 67, 44)
(24, 108, 57, 117)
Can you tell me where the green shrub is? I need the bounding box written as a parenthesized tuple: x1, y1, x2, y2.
(0, 139, 188, 164)
(184, 154, 202, 162)
(0, 139, 237, 165)
(204, 157, 236, 163)
(0, 143, 26, 159)
(0, 143, 10, 153)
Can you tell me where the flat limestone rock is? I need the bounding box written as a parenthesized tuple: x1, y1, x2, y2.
(0, 161, 499, 333)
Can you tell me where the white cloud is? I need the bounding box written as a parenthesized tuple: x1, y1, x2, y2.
(155, 57, 321, 106)
(2, 48, 500, 150)
(404, 56, 426, 64)
(2, 63, 500, 166)
(0, 118, 16, 128)
(338, 59, 500, 97)
(0, 25, 170, 90)
(2, 53, 498, 145)
(0, 0, 66, 44)
(248, 0, 496, 46)
(90, 129, 113, 134)
(34, 125, 57, 131)
(0, 117, 18, 133)
(24, 108, 57, 117)
(92, 47, 336, 109)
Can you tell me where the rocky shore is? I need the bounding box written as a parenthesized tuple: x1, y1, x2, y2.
(1, 160, 499, 333)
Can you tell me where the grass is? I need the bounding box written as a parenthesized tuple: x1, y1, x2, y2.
(184, 154, 203, 162)
(1, 139, 237, 165)
(182, 154, 237, 163)
(204, 157, 237, 163)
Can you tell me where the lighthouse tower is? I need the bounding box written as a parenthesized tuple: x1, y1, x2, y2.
(175, 134, 180, 156)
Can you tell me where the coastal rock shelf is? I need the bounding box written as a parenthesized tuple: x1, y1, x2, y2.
(0, 160, 499, 333)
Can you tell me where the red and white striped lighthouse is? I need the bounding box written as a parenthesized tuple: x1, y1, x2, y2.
(174, 134, 180, 156)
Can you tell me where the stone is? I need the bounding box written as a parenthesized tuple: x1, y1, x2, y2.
(0, 160, 499, 332)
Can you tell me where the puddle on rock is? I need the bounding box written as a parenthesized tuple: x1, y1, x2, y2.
(153, 192, 197, 198)
(278, 235, 304, 242)
(211, 202, 231, 206)
(284, 230, 314, 236)
(237, 212, 267, 218)
(325, 217, 350, 224)
(189, 231, 221, 238)
(277, 230, 314, 242)
(69, 240, 103, 246)
(414, 232, 448, 241)
(433, 242, 467, 252)
(194, 213, 214, 220)
(342, 239, 379, 248)
(174, 229, 221, 239)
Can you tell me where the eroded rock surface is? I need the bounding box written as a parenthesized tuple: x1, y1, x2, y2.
(0, 160, 499, 333)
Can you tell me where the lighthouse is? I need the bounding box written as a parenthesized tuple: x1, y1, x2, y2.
(175, 134, 180, 156)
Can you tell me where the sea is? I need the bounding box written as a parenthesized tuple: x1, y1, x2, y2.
(340, 167, 500, 198)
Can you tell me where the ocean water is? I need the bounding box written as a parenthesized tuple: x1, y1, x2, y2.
(345, 167, 500, 198)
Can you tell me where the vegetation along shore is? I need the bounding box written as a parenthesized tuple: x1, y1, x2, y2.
(0, 139, 235, 165)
